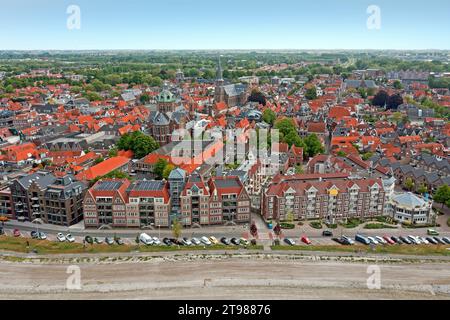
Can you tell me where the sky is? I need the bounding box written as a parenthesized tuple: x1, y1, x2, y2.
(1, 0, 450, 50)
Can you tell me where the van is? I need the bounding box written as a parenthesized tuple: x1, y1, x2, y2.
(139, 233, 153, 245)
(355, 234, 370, 245)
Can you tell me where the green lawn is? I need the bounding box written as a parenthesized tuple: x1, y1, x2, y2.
(271, 244, 450, 256)
(364, 223, 397, 229)
(340, 218, 363, 228)
(0, 236, 261, 255)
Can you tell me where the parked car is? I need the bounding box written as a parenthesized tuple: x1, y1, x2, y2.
(84, 236, 93, 244)
(284, 238, 295, 246)
(105, 237, 114, 245)
(115, 237, 124, 245)
(191, 237, 201, 245)
(240, 238, 250, 246)
(407, 235, 419, 244)
(94, 237, 103, 244)
(367, 236, 379, 245)
(390, 236, 401, 244)
(375, 236, 387, 244)
(426, 237, 438, 245)
(38, 232, 47, 240)
(427, 229, 439, 236)
(182, 237, 192, 246)
(301, 236, 312, 245)
(13, 229, 21, 237)
(231, 238, 240, 245)
(139, 233, 153, 245)
(162, 238, 172, 246)
(433, 236, 446, 245)
(383, 236, 395, 245)
(209, 236, 219, 245)
(442, 237, 450, 244)
(220, 237, 231, 245)
(419, 237, 429, 244)
(152, 237, 161, 245)
(355, 234, 370, 245)
(399, 236, 412, 244)
(31, 231, 39, 239)
(340, 236, 354, 245)
(56, 233, 66, 242)
(322, 230, 333, 237)
(66, 234, 75, 243)
(200, 236, 212, 245)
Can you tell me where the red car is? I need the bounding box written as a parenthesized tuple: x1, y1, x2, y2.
(13, 229, 21, 237)
(301, 236, 312, 245)
(383, 236, 395, 245)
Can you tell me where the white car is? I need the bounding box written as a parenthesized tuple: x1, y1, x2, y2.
(182, 238, 192, 246)
(419, 237, 429, 244)
(407, 235, 419, 244)
(191, 237, 201, 245)
(367, 236, 379, 245)
(200, 236, 212, 245)
(375, 236, 387, 244)
(56, 233, 66, 242)
(152, 237, 161, 245)
(66, 234, 75, 243)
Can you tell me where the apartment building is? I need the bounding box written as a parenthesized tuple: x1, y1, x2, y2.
(83, 179, 171, 228)
(10, 171, 86, 226)
(262, 176, 386, 223)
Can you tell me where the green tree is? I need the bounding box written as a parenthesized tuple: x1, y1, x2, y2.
(154, 158, 168, 179)
(434, 185, 450, 208)
(117, 131, 159, 159)
(5, 85, 14, 93)
(140, 93, 150, 104)
(295, 165, 304, 174)
(274, 118, 296, 137)
(108, 147, 118, 158)
(171, 218, 182, 239)
(337, 151, 347, 157)
(304, 134, 325, 159)
(404, 178, 415, 191)
(417, 184, 428, 195)
(94, 156, 104, 164)
(286, 211, 294, 223)
(391, 112, 403, 125)
(393, 80, 403, 89)
(262, 108, 276, 125)
(163, 164, 175, 179)
(283, 130, 305, 148)
(305, 86, 317, 100)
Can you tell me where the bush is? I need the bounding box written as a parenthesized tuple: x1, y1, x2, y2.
(250, 239, 257, 246)
(325, 223, 338, 229)
(364, 223, 397, 230)
(402, 223, 441, 229)
(341, 218, 363, 228)
(280, 222, 295, 229)
(309, 221, 322, 229)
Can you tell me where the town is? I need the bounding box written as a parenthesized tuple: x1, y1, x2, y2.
(0, 50, 449, 252)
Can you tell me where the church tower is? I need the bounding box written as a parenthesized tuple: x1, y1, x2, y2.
(214, 56, 225, 104)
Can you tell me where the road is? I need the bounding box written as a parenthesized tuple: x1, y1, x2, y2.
(0, 254, 449, 299)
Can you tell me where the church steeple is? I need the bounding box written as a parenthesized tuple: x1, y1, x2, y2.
(216, 55, 223, 82)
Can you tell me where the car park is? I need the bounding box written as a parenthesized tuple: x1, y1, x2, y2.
(191, 237, 201, 245)
(105, 237, 114, 245)
(94, 237, 103, 244)
(367, 236, 379, 245)
(407, 235, 419, 244)
(84, 236, 93, 244)
(209, 236, 219, 245)
(355, 234, 370, 245)
(200, 236, 211, 245)
(284, 238, 295, 246)
(433, 237, 446, 245)
(322, 230, 333, 237)
(66, 234, 75, 243)
(31, 231, 39, 239)
(419, 237, 429, 244)
(442, 237, 450, 244)
(220, 237, 230, 245)
(426, 237, 438, 244)
(115, 237, 124, 245)
(56, 233, 66, 242)
(301, 236, 312, 245)
(139, 233, 153, 245)
(181, 237, 192, 246)
(399, 236, 412, 244)
(38, 232, 47, 240)
(231, 238, 240, 245)
(383, 236, 395, 245)
(13, 229, 21, 237)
